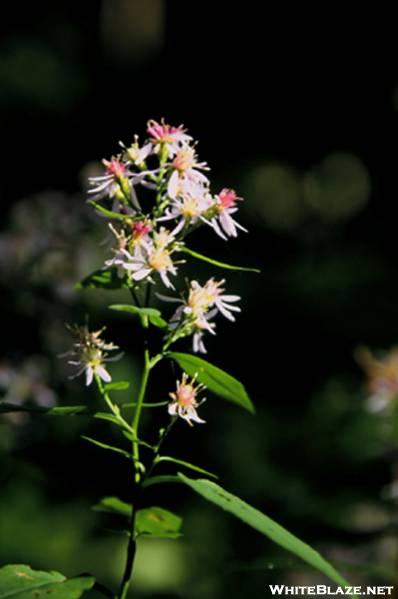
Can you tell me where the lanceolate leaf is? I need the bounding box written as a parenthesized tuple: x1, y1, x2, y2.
(81, 436, 131, 460)
(76, 268, 130, 290)
(180, 246, 260, 273)
(0, 564, 94, 598)
(136, 507, 182, 538)
(156, 455, 217, 478)
(169, 352, 255, 414)
(0, 403, 87, 416)
(178, 475, 350, 587)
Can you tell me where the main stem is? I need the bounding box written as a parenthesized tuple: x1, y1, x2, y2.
(132, 348, 151, 480)
(117, 348, 151, 599)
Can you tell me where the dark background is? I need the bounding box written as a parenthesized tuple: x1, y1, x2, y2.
(1, 3, 398, 597)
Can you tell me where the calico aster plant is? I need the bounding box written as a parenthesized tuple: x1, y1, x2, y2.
(0, 120, 350, 597)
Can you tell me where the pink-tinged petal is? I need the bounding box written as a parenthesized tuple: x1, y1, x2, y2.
(156, 293, 182, 303)
(220, 212, 237, 237)
(209, 217, 228, 240)
(130, 186, 141, 211)
(222, 302, 241, 312)
(186, 406, 206, 424)
(96, 365, 112, 383)
(160, 270, 175, 289)
(170, 218, 186, 236)
(132, 268, 152, 281)
(138, 143, 153, 163)
(221, 294, 241, 302)
(85, 366, 94, 386)
(167, 170, 180, 199)
(216, 303, 236, 321)
(234, 220, 248, 233)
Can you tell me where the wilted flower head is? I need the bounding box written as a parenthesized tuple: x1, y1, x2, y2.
(64, 325, 122, 386)
(356, 346, 398, 412)
(168, 373, 206, 426)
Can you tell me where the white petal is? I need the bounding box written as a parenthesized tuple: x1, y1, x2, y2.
(168, 402, 178, 416)
(221, 294, 241, 302)
(167, 170, 180, 199)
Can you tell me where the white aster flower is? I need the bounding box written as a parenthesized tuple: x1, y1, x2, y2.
(206, 188, 247, 240)
(124, 228, 180, 289)
(147, 119, 192, 158)
(158, 190, 213, 235)
(64, 325, 122, 386)
(163, 278, 240, 353)
(167, 147, 210, 200)
(122, 136, 153, 166)
(88, 158, 129, 201)
(168, 373, 206, 426)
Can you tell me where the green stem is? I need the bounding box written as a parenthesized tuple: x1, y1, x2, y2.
(131, 349, 151, 483)
(95, 376, 132, 435)
(117, 505, 138, 599)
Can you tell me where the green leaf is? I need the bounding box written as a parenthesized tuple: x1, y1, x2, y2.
(76, 268, 130, 290)
(180, 246, 260, 273)
(104, 381, 130, 391)
(93, 412, 124, 427)
(109, 304, 167, 328)
(136, 507, 182, 538)
(0, 403, 87, 416)
(142, 475, 182, 488)
(81, 436, 131, 460)
(88, 200, 130, 221)
(92, 496, 131, 517)
(169, 352, 255, 414)
(0, 564, 94, 598)
(178, 475, 350, 587)
(156, 455, 217, 478)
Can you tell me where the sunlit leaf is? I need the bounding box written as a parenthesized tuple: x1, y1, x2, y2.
(178, 475, 350, 587)
(169, 352, 255, 414)
(92, 496, 131, 517)
(136, 507, 182, 538)
(180, 246, 260, 273)
(0, 564, 94, 598)
(109, 304, 167, 328)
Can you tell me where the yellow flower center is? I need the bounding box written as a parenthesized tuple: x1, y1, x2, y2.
(149, 249, 172, 272)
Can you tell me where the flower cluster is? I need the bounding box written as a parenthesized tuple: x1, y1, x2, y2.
(64, 325, 122, 386)
(66, 119, 249, 424)
(88, 118, 246, 288)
